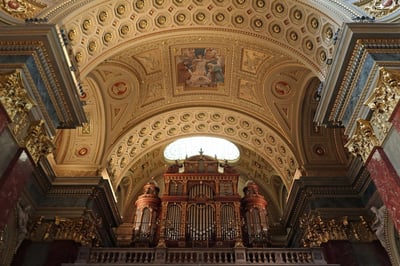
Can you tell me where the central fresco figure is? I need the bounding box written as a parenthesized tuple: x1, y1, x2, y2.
(177, 48, 225, 88)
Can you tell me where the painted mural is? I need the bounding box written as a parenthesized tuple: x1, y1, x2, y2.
(176, 48, 225, 88)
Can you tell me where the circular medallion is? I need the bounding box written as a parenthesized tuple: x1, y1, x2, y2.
(110, 81, 129, 98)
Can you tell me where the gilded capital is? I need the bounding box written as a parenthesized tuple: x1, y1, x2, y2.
(364, 67, 400, 142)
(24, 120, 55, 164)
(345, 119, 379, 162)
(0, 71, 33, 122)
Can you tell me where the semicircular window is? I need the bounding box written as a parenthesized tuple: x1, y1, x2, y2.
(164, 136, 240, 162)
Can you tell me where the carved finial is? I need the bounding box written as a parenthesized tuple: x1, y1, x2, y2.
(199, 148, 203, 156)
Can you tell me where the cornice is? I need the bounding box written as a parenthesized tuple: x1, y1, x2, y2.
(315, 22, 400, 127)
(283, 173, 369, 231)
(30, 172, 122, 229)
(0, 24, 87, 129)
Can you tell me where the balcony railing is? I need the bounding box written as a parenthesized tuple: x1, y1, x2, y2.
(65, 247, 337, 265)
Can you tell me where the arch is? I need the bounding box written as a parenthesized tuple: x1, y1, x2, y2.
(107, 107, 299, 190)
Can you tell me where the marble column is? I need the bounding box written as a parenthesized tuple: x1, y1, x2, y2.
(366, 148, 400, 232)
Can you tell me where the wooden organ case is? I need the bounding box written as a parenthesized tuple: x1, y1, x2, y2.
(161, 155, 242, 248)
(132, 154, 270, 248)
(241, 180, 270, 247)
(132, 181, 161, 247)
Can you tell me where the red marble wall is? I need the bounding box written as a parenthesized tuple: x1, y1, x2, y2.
(366, 148, 400, 232)
(390, 101, 400, 133)
(0, 149, 34, 230)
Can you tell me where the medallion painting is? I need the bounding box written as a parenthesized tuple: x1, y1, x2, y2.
(176, 48, 225, 88)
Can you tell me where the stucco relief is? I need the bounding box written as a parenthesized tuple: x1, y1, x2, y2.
(241, 49, 270, 74)
(238, 79, 261, 106)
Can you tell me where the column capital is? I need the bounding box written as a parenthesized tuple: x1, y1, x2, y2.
(0, 71, 33, 123)
(345, 119, 379, 162)
(345, 67, 400, 163)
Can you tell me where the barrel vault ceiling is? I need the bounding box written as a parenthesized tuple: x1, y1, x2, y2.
(2, 0, 386, 225)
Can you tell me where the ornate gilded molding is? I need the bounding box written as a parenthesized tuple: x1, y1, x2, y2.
(354, 0, 400, 19)
(327, 38, 371, 126)
(24, 120, 55, 164)
(0, 25, 88, 130)
(0, 71, 33, 123)
(364, 67, 400, 143)
(0, 0, 47, 20)
(299, 212, 376, 248)
(28, 213, 102, 247)
(345, 119, 379, 162)
(345, 67, 400, 162)
(315, 23, 400, 129)
(0, 71, 54, 164)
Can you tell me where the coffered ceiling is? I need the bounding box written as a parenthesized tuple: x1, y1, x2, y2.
(2, 0, 389, 225)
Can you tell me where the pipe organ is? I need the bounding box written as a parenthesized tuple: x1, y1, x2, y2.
(132, 154, 269, 248)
